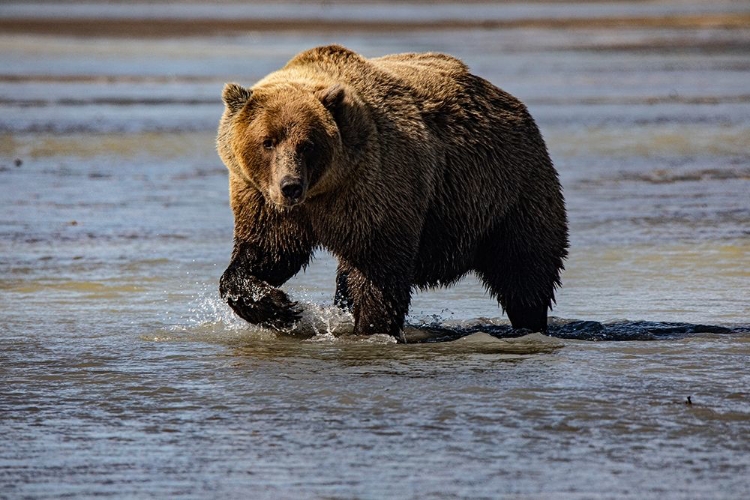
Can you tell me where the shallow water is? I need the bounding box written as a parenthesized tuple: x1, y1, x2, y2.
(1, 1, 749, 498)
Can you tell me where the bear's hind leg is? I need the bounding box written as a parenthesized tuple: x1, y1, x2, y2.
(475, 229, 565, 333)
(504, 301, 549, 333)
(476, 263, 554, 333)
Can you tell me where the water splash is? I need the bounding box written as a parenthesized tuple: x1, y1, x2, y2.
(293, 301, 355, 340)
(184, 281, 248, 332)
(172, 282, 355, 342)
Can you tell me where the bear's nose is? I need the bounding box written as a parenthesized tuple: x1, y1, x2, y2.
(280, 176, 304, 201)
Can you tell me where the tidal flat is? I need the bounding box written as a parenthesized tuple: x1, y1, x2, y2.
(1, 1, 749, 498)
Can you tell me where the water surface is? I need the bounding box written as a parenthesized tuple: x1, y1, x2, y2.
(1, 1, 749, 498)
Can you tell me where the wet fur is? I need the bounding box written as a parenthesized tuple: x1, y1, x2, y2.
(217, 45, 568, 338)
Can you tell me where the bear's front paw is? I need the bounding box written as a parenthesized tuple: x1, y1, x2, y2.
(227, 289, 302, 329)
(220, 269, 302, 329)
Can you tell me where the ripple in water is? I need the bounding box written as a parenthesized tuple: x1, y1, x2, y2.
(171, 283, 750, 345)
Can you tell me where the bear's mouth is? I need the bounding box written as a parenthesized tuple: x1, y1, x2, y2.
(280, 197, 304, 208)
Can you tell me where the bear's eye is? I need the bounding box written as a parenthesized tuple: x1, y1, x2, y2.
(299, 141, 315, 155)
(262, 138, 275, 150)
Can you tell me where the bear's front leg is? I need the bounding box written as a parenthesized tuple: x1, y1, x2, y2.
(221, 177, 313, 329)
(344, 266, 412, 339)
(220, 263, 302, 329)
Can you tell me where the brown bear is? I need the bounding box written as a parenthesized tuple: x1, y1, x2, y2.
(217, 45, 568, 339)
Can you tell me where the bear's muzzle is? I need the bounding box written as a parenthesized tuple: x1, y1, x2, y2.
(279, 175, 305, 205)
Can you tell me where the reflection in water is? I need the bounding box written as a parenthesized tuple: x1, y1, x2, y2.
(228, 332, 560, 365)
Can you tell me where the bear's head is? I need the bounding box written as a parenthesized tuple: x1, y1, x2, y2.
(217, 82, 359, 209)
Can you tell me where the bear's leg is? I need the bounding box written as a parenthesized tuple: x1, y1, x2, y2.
(477, 263, 553, 333)
(220, 262, 303, 328)
(344, 266, 411, 339)
(504, 301, 549, 333)
(220, 237, 312, 329)
(475, 200, 567, 333)
(476, 238, 564, 334)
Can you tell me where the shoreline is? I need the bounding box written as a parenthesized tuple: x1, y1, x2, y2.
(1, 14, 748, 38)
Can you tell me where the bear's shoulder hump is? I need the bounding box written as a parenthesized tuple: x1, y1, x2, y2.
(285, 45, 366, 69)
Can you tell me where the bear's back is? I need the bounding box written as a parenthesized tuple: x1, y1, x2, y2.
(369, 51, 469, 95)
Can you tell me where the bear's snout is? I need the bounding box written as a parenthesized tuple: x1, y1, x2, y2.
(279, 176, 305, 204)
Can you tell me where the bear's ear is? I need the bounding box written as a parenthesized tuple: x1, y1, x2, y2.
(315, 84, 346, 113)
(222, 83, 252, 113)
